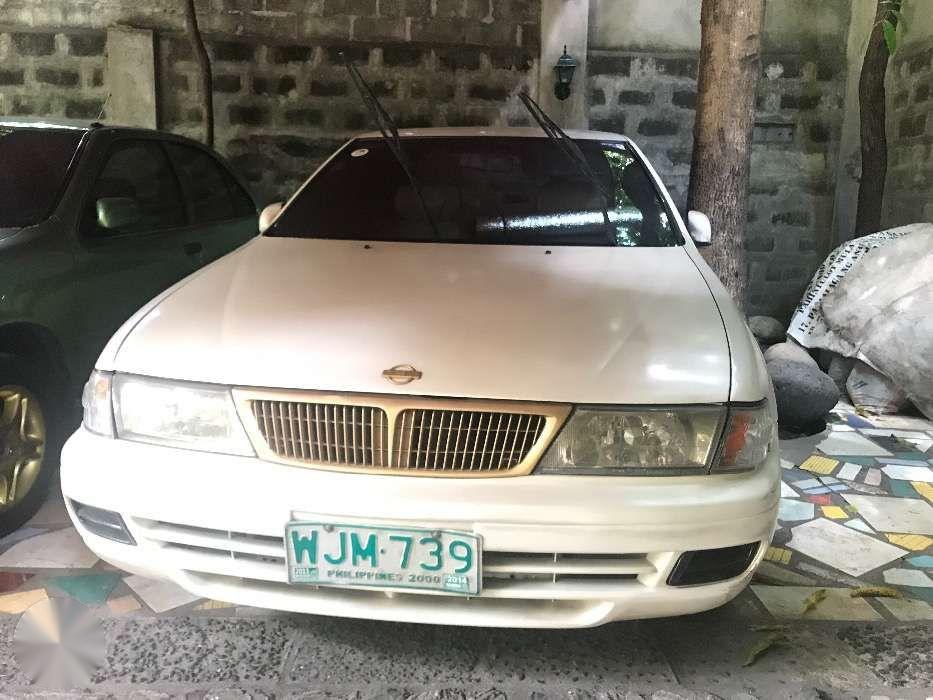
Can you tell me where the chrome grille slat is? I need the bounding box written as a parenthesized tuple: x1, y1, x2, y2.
(249, 400, 549, 474)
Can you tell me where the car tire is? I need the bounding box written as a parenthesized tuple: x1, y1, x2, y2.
(0, 353, 68, 537)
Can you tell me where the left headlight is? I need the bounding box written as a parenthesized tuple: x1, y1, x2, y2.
(112, 374, 254, 456)
(537, 402, 776, 475)
(537, 406, 726, 475)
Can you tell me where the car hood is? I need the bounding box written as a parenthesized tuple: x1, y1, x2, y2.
(108, 237, 731, 404)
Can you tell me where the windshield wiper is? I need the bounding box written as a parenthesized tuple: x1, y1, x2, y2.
(341, 54, 440, 241)
(518, 91, 616, 244)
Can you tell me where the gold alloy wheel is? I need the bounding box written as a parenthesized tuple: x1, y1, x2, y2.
(0, 385, 46, 511)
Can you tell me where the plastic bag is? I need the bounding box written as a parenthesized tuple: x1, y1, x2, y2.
(846, 361, 909, 415)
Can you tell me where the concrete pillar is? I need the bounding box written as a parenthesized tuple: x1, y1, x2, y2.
(106, 26, 157, 129)
(832, 0, 876, 244)
(539, 0, 590, 129)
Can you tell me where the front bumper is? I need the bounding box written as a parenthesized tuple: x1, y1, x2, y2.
(61, 427, 780, 628)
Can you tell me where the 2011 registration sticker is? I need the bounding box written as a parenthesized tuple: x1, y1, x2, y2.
(285, 522, 482, 596)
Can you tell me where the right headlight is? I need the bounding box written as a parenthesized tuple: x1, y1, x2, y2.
(537, 402, 774, 475)
(112, 374, 254, 456)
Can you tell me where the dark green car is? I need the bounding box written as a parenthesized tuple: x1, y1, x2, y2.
(0, 118, 259, 533)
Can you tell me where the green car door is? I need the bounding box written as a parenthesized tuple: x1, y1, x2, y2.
(163, 142, 258, 265)
(69, 136, 258, 379)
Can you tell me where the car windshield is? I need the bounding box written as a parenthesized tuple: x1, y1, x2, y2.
(0, 127, 85, 228)
(267, 137, 682, 247)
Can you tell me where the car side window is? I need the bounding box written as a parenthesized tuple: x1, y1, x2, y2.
(165, 143, 255, 224)
(82, 140, 186, 237)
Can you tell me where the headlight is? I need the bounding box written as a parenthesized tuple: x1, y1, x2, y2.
(82, 370, 114, 437)
(712, 402, 777, 473)
(538, 406, 726, 475)
(113, 374, 254, 456)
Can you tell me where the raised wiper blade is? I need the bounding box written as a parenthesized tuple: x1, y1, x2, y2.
(341, 54, 440, 240)
(518, 92, 615, 244)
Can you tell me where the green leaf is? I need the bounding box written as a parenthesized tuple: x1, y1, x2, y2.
(883, 18, 897, 54)
(801, 588, 827, 615)
(743, 632, 785, 667)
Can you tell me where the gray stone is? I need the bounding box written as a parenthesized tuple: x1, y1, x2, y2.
(748, 315, 785, 345)
(763, 341, 818, 369)
(767, 358, 840, 428)
(826, 355, 855, 394)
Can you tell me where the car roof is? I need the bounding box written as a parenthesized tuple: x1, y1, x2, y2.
(0, 117, 186, 139)
(0, 116, 99, 130)
(1, 117, 226, 150)
(354, 126, 631, 142)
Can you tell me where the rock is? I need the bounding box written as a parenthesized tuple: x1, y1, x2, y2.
(827, 355, 855, 394)
(767, 358, 840, 428)
(764, 340, 818, 369)
(748, 315, 785, 345)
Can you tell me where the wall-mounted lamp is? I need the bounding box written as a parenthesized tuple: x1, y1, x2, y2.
(553, 45, 577, 101)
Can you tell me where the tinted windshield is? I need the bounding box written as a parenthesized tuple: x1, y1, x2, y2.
(268, 137, 682, 247)
(0, 127, 85, 228)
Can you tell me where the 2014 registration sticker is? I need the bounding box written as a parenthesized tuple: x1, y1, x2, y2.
(285, 522, 482, 596)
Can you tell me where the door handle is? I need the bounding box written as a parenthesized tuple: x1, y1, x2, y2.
(184, 242, 203, 256)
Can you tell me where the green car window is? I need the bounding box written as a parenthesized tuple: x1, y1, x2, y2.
(165, 143, 254, 224)
(82, 140, 186, 237)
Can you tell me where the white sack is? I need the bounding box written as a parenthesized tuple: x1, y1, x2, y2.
(845, 360, 909, 415)
(823, 228, 933, 418)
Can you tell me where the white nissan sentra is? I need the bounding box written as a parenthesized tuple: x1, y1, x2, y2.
(62, 127, 779, 628)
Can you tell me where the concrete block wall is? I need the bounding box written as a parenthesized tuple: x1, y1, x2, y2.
(885, 40, 933, 226)
(586, 49, 846, 318)
(1, 0, 541, 205)
(159, 10, 541, 203)
(0, 28, 108, 120)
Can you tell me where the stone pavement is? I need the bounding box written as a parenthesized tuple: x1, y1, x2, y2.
(0, 401, 931, 697)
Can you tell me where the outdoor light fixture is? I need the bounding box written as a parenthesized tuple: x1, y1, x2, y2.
(553, 46, 577, 101)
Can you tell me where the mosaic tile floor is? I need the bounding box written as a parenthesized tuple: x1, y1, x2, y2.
(1, 400, 931, 625)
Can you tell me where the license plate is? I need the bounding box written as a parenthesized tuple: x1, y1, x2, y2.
(285, 522, 482, 596)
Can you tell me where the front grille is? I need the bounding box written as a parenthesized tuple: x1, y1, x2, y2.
(251, 401, 390, 466)
(393, 409, 546, 471)
(238, 391, 567, 476)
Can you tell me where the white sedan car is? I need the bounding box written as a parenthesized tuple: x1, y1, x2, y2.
(63, 128, 779, 628)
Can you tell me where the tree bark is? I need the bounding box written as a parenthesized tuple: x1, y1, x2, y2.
(854, 0, 897, 237)
(183, 0, 214, 147)
(687, 0, 764, 309)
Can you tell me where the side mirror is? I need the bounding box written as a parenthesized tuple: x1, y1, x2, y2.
(259, 201, 284, 233)
(687, 210, 712, 247)
(96, 197, 140, 230)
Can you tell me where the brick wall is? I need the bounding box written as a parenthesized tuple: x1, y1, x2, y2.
(885, 40, 933, 226)
(0, 29, 108, 120)
(586, 49, 846, 319)
(1, 0, 541, 204)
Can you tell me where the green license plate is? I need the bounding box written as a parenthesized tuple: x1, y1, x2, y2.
(285, 522, 482, 596)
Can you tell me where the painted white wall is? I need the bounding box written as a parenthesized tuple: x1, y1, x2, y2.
(539, 0, 590, 128)
(106, 27, 157, 128)
(590, 0, 851, 52)
(589, 0, 700, 51)
(898, 0, 933, 48)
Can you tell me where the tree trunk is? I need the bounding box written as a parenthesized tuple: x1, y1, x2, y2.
(687, 0, 764, 309)
(183, 0, 214, 147)
(854, 1, 897, 237)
